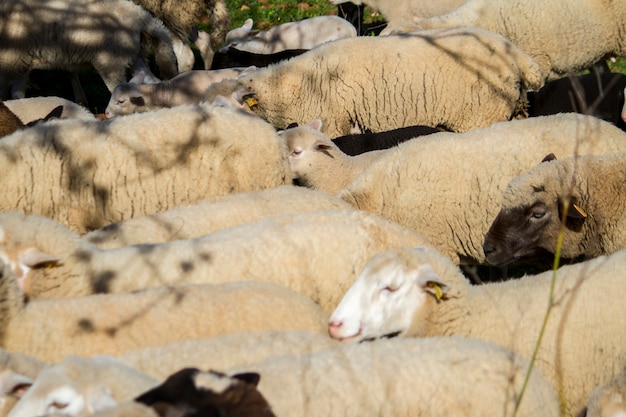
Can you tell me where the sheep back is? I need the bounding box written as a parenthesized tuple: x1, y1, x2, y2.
(0, 104, 290, 233)
(227, 336, 560, 417)
(238, 26, 543, 137)
(339, 113, 626, 264)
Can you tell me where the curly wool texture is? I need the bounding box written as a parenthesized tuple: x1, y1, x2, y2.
(117, 330, 340, 380)
(236, 26, 543, 137)
(0, 210, 431, 313)
(409, 0, 626, 80)
(0, 262, 329, 363)
(0, 104, 291, 234)
(83, 186, 354, 250)
(339, 113, 626, 264)
(226, 336, 560, 417)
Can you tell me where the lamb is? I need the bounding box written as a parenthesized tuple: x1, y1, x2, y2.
(281, 120, 388, 194)
(220, 16, 357, 54)
(331, 124, 442, 156)
(6, 355, 159, 417)
(134, 368, 275, 417)
(586, 366, 626, 417)
(3, 97, 96, 123)
(330, 0, 465, 35)
(328, 246, 626, 416)
(0, 210, 432, 313)
(527, 72, 626, 131)
(398, 0, 626, 80)
(0, 104, 291, 234)
(83, 185, 354, 250)
(116, 331, 340, 381)
(225, 336, 559, 417)
(212, 25, 543, 137)
(0, 0, 179, 97)
(0, 258, 330, 362)
(482, 152, 626, 267)
(338, 113, 626, 265)
(104, 68, 253, 118)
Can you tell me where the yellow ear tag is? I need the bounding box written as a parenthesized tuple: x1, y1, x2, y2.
(245, 97, 258, 108)
(428, 282, 443, 301)
(572, 203, 587, 218)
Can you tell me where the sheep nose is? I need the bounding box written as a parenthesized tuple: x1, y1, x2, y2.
(328, 320, 343, 338)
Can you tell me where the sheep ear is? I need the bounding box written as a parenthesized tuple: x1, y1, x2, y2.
(314, 141, 333, 154)
(541, 153, 556, 163)
(0, 370, 33, 397)
(415, 264, 450, 301)
(567, 198, 587, 219)
(129, 71, 146, 85)
(19, 247, 61, 269)
(243, 19, 254, 30)
(307, 119, 323, 131)
(231, 372, 260, 386)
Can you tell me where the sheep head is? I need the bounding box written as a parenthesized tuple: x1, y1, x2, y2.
(328, 247, 452, 343)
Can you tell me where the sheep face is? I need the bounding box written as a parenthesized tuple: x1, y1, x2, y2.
(483, 159, 587, 266)
(104, 83, 146, 118)
(328, 247, 449, 343)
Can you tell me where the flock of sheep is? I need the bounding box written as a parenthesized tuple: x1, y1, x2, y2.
(1, 0, 626, 416)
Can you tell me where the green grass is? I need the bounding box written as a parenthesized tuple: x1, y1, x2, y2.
(224, 0, 384, 30)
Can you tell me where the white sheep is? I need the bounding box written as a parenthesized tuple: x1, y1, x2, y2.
(586, 366, 626, 417)
(338, 113, 626, 265)
(281, 120, 387, 194)
(331, 0, 465, 34)
(0, 210, 432, 313)
(0, 256, 329, 362)
(397, 0, 626, 80)
(226, 336, 559, 417)
(3, 97, 95, 123)
(104, 68, 254, 118)
(483, 152, 626, 267)
(117, 330, 341, 381)
(0, 0, 178, 97)
(221, 16, 357, 54)
(328, 246, 626, 416)
(214, 25, 543, 137)
(83, 185, 354, 250)
(0, 104, 291, 234)
(6, 355, 159, 417)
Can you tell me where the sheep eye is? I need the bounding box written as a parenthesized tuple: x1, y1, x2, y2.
(291, 149, 302, 156)
(116, 99, 126, 105)
(529, 205, 547, 220)
(381, 285, 398, 293)
(49, 401, 68, 410)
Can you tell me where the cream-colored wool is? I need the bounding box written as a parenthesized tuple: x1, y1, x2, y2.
(0, 104, 290, 234)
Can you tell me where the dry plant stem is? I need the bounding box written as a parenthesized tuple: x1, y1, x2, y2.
(513, 197, 571, 417)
